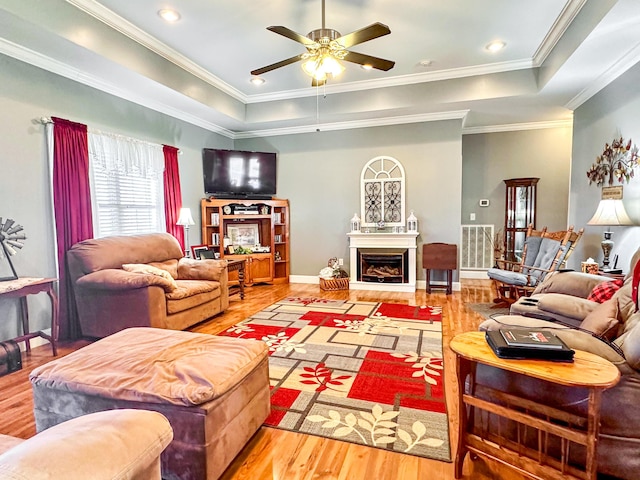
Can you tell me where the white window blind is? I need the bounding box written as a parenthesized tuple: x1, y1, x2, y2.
(88, 131, 165, 238)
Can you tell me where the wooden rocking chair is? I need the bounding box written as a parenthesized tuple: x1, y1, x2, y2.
(487, 224, 584, 306)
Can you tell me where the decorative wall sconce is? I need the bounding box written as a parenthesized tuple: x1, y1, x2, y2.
(407, 211, 418, 232)
(350, 213, 361, 232)
(586, 136, 639, 187)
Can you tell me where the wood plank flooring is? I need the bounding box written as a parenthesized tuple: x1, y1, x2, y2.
(0, 280, 529, 480)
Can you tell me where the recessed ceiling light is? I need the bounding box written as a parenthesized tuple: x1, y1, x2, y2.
(250, 76, 265, 86)
(360, 64, 373, 71)
(418, 60, 432, 67)
(158, 9, 181, 23)
(485, 40, 506, 52)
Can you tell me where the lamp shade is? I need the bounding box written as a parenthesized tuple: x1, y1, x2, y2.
(587, 199, 633, 226)
(176, 208, 195, 226)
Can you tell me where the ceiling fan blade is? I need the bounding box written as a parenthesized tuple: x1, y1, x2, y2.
(251, 54, 306, 76)
(267, 26, 317, 46)
(343, 51, 395, 71)
(335, 22, 391, 48)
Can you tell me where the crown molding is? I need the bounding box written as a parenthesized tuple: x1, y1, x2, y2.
(66, 0, 248, 102)
(463, 119, 573, 135)
(565, 40, 640, 110)
(0, 37, 236, 138)
(66, 0, 537, 105)
(1, 34, 565, 140)
(245, 59, 534, 103)
(532, 0, 587, 66)
(233, 110, 470, 139)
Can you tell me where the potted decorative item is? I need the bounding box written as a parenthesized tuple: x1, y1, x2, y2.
(319, 257, 349, 291)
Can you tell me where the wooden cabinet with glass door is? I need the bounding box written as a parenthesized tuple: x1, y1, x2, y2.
(503, 177, 538, 262)
(200, 198, 290, 286)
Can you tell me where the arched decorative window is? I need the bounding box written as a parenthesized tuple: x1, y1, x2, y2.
(360, 156, 406, 227)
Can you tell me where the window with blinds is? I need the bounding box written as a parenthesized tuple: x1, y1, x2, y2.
(88, 132, 165, 238)
(91, 170, 165, 238)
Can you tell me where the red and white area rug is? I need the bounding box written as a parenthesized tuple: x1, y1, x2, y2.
(220, 297, 451, 461)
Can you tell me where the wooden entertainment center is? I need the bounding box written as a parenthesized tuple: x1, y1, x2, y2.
(200, 198, 290, 286)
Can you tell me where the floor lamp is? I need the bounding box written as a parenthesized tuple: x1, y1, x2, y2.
(587, 197, 633, 269)
(176, 208, 195, 258)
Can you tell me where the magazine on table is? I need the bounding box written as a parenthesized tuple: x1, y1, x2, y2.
(500, 329, 566, 350)
(485, 330, 575, 362)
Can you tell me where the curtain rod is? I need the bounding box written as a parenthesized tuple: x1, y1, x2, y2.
(37, 117, 182, 154)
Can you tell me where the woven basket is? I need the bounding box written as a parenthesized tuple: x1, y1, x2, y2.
(319, 277, 350, 291)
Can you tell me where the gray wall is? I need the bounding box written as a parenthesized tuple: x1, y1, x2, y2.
(569, 61, 640, 272)
(462, 128, 572, 233)
(0, 54, 231, 342)
(0, 49, 583, 343)
(236, 120, 463, 279)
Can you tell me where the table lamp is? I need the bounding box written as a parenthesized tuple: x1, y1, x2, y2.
(587, 197, 633, 269)
(176, 208, 195, 257)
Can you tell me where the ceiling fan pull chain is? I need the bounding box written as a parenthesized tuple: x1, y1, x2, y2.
(316, 83, 320, 131)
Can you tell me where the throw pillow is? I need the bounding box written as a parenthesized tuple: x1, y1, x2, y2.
(587, 279, 624, 303)
(580, 299, 620, 340)
(122, 263, 178, 291)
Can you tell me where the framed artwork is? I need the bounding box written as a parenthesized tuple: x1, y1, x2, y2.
(227, 224, 260, 246)
(191, 244, 209, 260)
(199, 250, 215, 259)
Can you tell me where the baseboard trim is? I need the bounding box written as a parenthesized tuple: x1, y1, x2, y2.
(289, 275, 461, 292)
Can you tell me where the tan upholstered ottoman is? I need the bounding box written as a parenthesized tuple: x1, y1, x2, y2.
(30, 327, 270, 480)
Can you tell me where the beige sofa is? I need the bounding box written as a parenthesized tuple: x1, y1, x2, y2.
(0, 409, 173, 479)
(476, 248, 640, 479)
(67, 233, 229, 338)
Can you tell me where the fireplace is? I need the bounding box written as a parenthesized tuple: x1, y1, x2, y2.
(359, 249, 408, 283)
(347, 231, 419, 292)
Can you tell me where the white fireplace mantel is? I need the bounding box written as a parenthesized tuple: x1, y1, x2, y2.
(347, 231, 419, 292)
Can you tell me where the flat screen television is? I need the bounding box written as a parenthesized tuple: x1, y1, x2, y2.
(202, 148, 277, 199)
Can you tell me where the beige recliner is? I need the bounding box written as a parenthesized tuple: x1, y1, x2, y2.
(67, 233, 229, 338)
(476, 247, 640, 479)
(0, 409, 173, 479)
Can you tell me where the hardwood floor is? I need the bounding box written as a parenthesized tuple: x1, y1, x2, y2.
(0, 280, 529, 480)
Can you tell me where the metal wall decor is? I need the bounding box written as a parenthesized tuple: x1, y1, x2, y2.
(0, 217, 27, 281)
(360, 156, 406, 228)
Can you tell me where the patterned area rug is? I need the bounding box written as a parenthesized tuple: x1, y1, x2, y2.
(219, 297, 451, 462)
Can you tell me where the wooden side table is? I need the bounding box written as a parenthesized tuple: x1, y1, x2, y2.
(423, 242, 457, 294)
(0, 277, 59, 356)
(226, 259, 246, 300)
(450, 331, 620, 480)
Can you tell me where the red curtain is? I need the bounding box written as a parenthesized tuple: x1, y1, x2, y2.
(163, 145, 184, 249)
(52, 117, 94, 340)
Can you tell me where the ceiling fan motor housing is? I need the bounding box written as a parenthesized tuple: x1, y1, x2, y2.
(307, 28, 341, 43)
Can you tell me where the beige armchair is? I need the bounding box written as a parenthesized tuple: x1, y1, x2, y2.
(67, 233, 229, 338)
(0, 409, 173, 479)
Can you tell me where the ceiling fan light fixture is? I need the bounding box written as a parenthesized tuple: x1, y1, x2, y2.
(158, 9, 181, 23)
(250, 76, 265, 85)
(302, 55, 344, 80)
(360, 64, 373, 71)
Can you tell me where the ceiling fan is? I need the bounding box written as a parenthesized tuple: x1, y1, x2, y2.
(251, 0, 395, 86)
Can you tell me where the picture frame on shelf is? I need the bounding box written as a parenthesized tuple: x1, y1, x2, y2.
(227, 224, 260, 246)
(199, 250, 215, 259)
(191, 244, 209, 260)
